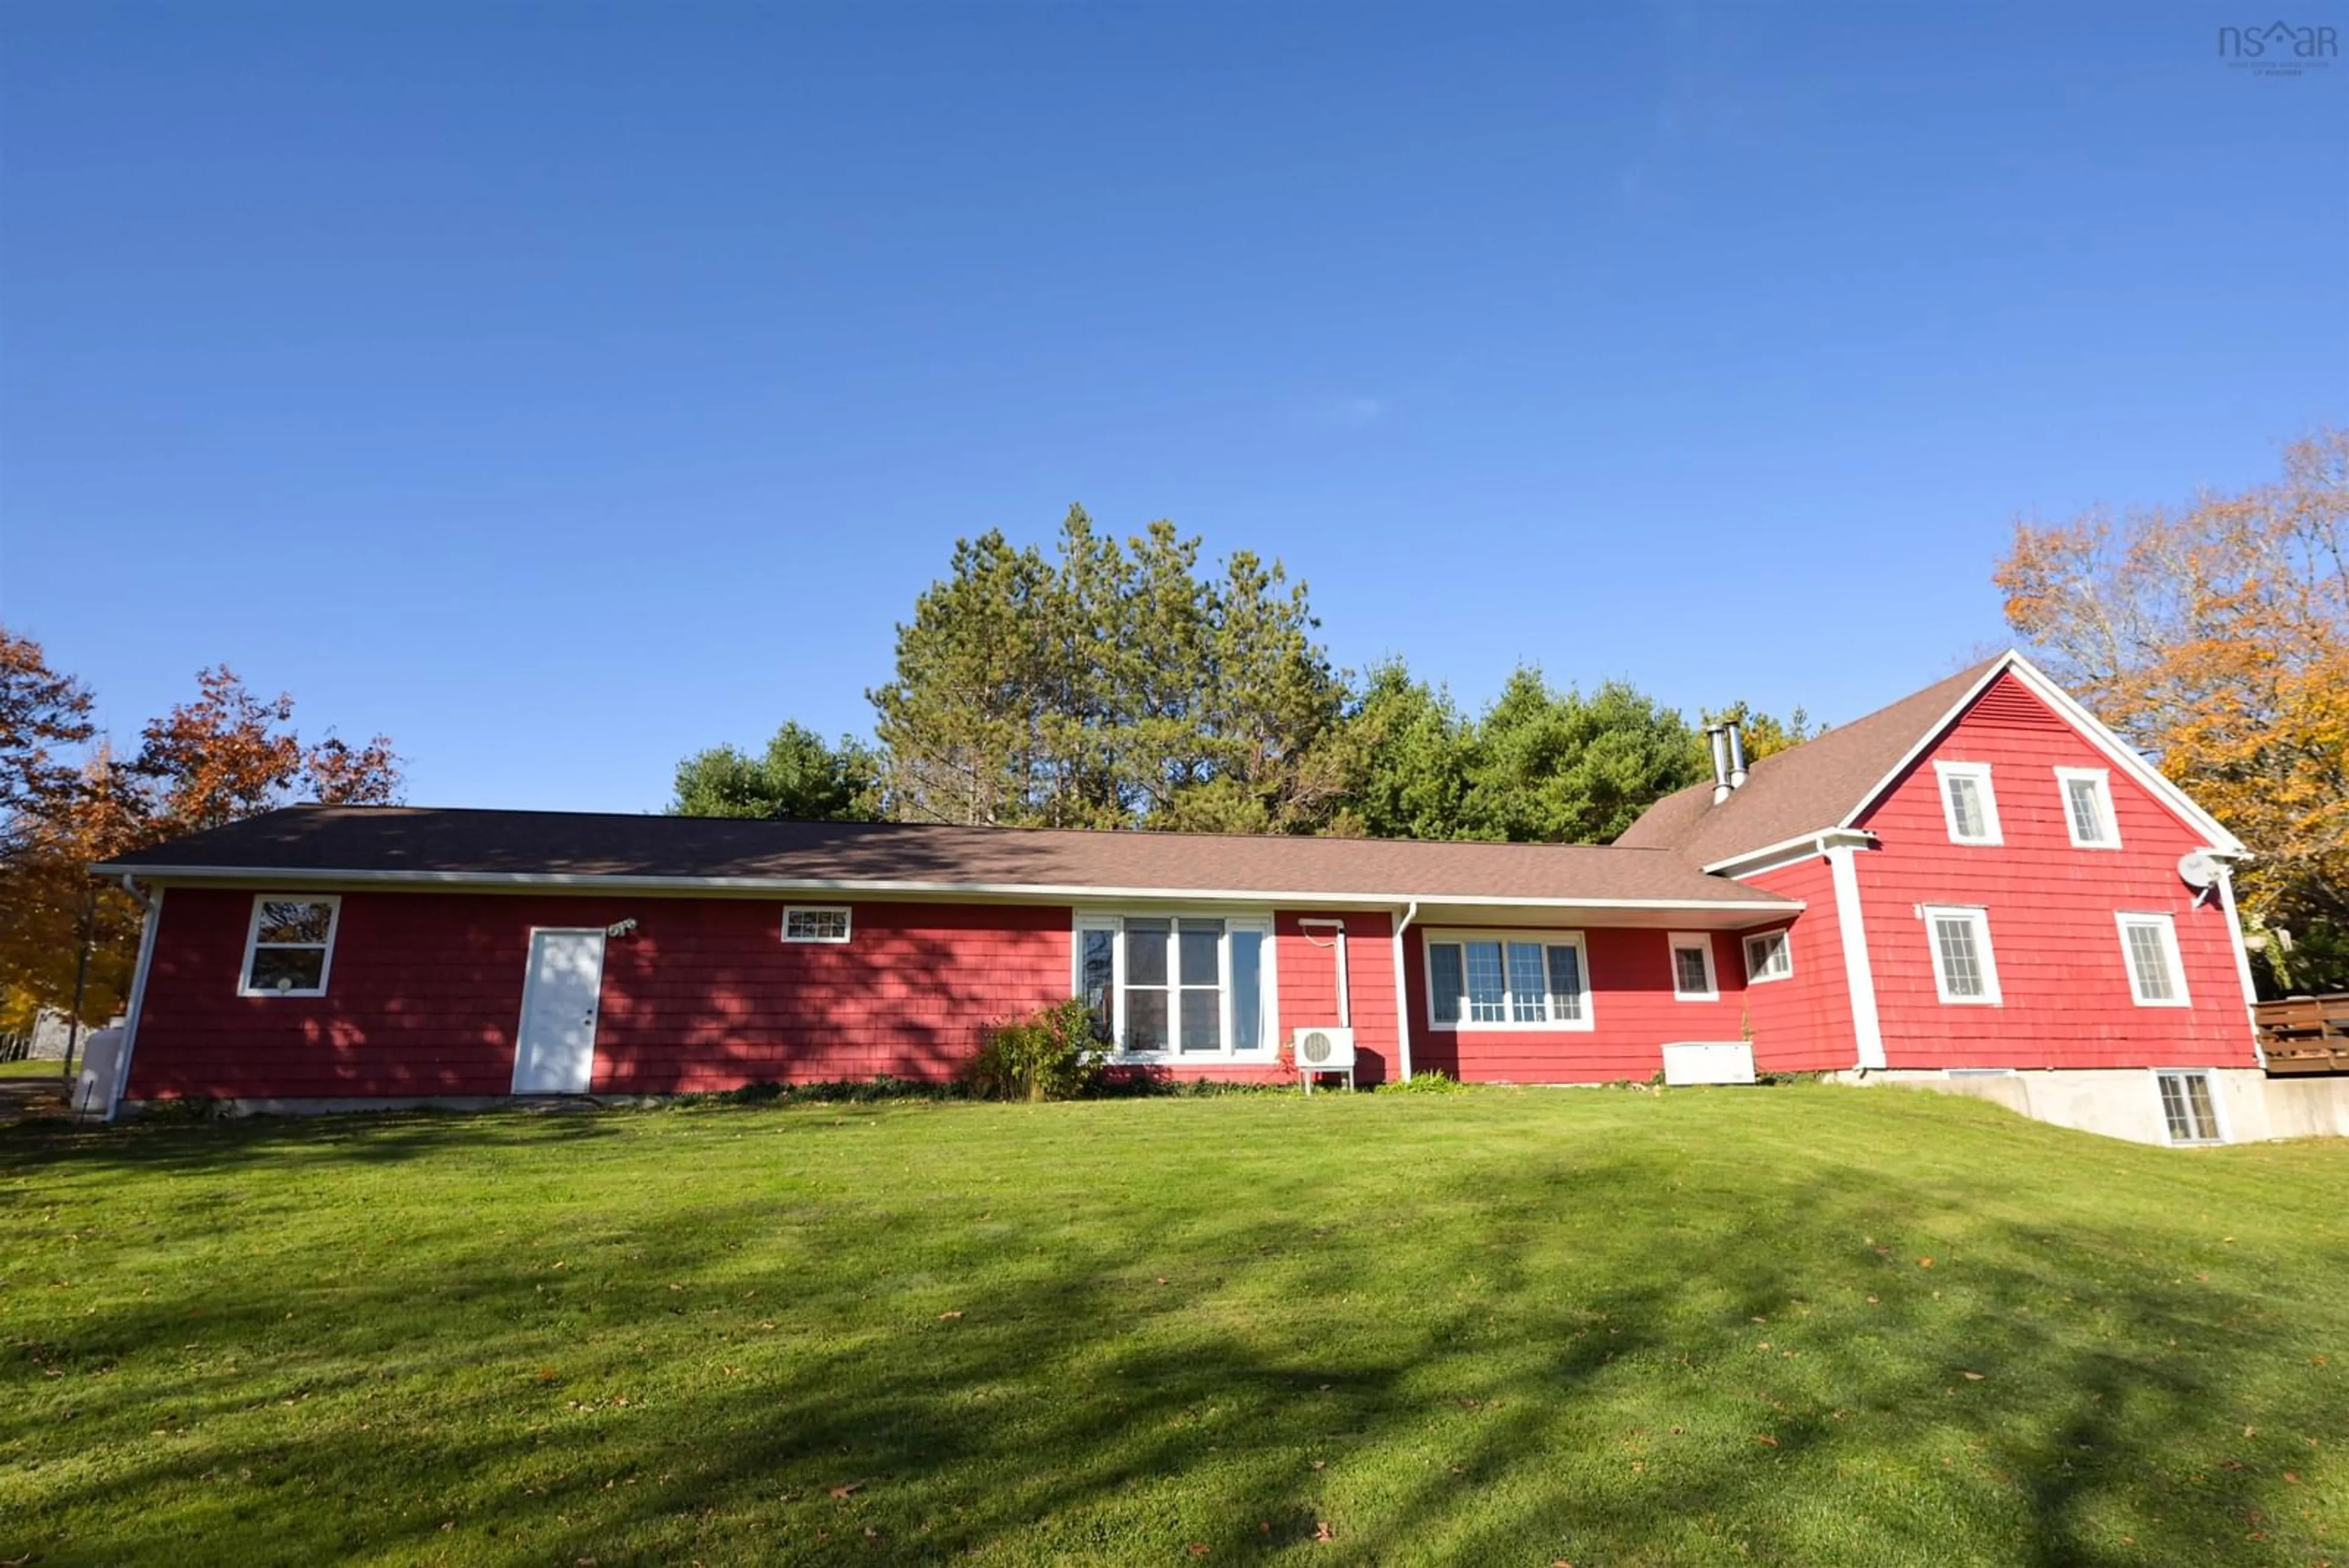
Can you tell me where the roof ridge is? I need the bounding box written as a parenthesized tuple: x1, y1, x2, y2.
(1612, 653, 2014, 861)
(262, 801, 1698, 853)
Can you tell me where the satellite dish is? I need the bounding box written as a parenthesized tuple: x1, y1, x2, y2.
(2176, 850, 2223, 891)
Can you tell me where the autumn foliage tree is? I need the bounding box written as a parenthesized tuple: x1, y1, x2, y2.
(1996, 428, 2349, 993)
(0, 749, 148, 1036)
(0, 645, 404, 1037)
(1, 630, 97, 850)
(129, 665, 401, 837)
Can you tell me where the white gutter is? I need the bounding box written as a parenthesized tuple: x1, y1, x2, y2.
(111, 877, 163, 1123)
(86, 862, 1799, 916)
(1390, 901, 1419, 1082)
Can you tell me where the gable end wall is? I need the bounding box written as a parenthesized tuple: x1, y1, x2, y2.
(1850, 673, 2256, 1069)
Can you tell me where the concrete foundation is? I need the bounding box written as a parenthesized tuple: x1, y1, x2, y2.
(1850, 1066, 2349, 1146)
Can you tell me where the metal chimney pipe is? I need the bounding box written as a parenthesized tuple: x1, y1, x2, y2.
(1706, 725, 1732, 804)
(1727, 723, 1749, 790)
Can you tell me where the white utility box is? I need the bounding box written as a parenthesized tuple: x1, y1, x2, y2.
(1660, 1041, 1757, 1087)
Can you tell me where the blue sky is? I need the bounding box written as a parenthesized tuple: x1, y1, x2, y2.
(3, 4, 2342, 812)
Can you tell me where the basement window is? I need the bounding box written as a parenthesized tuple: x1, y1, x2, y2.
(238, 895, 341, 997)
(1934, 761, 2003, 845)
(2156, 1070, 2223, 1145)
(782, 906, 853, 944)
(1742, 929, 1793, 984)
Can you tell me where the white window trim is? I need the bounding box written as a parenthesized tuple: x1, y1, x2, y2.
(236, 893, 343, 998)
(1921, 904, 2002, 1006)
(1072, 908, 1278, 1062)
(1933, 760, 2003, 845)
(2055, 766, 2121, 849)
(1668, 931, 1719, 1001)
(782, 905, 853, 943)
(2152, 1068, 2228, 1146)
(1420, 927, 1594, 1033)
(2115, 911, 2191, 1008)
(1742, 929, 1794, 984)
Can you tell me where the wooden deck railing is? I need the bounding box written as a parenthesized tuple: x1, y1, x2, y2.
(2257, 994, 2349, 1076)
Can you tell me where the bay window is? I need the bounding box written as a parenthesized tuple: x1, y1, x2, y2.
(1075, 913, 1273, 1058)
(1423, 930, 1590, 1031)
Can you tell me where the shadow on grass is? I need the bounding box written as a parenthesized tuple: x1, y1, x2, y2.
(4, 1098, 2344, 1565)
(0, 1102, 632, 1178)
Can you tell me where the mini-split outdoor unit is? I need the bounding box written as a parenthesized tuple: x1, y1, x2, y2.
(1293, 1025, 1356, 1072)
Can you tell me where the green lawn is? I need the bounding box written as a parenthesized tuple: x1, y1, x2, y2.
(0, 1056, 70, 1079)
(2, 1088, 2344, 1566)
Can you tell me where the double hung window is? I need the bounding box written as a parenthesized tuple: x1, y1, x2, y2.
(1423, 931, 1590, 1030)
(1077, 915, 1272, 1057)
(2057, 768, 2120, 848)
(1923, 904, 2002, 1004)
(1935, 762, 2002, 845)
(2117, 912, 2189, 1007)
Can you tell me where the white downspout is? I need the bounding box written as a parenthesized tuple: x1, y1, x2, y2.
(111, 876, 163, 1123)
(1299, 918, 1351, 1027)
(1390, 901, 1419, 1082)
(1334, 924, 1351, 1028)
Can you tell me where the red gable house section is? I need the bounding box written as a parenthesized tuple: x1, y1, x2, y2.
(1852, 672, 2255, 1072)
(94, 652, 2304, 1145)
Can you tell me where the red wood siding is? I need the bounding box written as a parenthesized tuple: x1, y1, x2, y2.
(1852, 673, 2256, 1069)
(1400, 926, 1750, 1084)
(1735, 855, 1858, 1072)
(127, 890, 1074, 1099)
(1275, 911, 1400, 1087)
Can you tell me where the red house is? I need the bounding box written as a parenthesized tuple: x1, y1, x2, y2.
(94, 652, 2315, 1145)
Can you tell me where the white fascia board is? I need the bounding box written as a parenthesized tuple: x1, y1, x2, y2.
(2000, 653, 2246, 854)
(1834, 650, 2245, 856)
(1835, 653, 2019, 836)
(88, 861, 1802, 916)
(1702, 829, 1877, 879)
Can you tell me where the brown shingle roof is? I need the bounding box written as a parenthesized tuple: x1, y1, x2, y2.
(1614, 655, 2008, 866)
(100, 806, 1796, 908)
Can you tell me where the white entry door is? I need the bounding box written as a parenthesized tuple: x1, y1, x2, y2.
(512, 929, 606, 1094)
